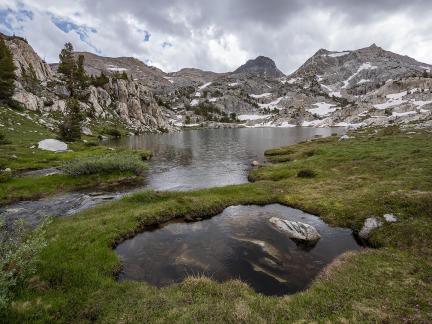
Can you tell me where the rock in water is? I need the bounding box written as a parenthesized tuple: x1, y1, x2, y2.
(251, 160, 261, 167)
(269, 217, 320, 242)
(358, 217, 383, 239)
(38, 139, 68, 152)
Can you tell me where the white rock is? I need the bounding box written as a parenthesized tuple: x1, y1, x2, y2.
(383, 214, 398, 223)
(269, 217, 321, 242)
(339, 135, 350, 141)
(358, 217, 382, 239)
(81, 126, 93, 136)
(251, 160, 261, 167)
(38, 139, 68, 152)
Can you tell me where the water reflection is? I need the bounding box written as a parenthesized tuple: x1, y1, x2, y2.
(109, 127, 344, 191)
(116, 204, 360, 296)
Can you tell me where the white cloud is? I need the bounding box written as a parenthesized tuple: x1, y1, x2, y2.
(0, 0, 431, 73)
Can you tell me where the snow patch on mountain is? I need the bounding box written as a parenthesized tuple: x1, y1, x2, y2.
(326, 51, 350, 58)
(259, 97, 284, 109)
(106, 65, 128, 72)
(307, 102, 337, 116)
(249, 93, 272, 99)
(238, 114, 271, 121)
(374, 90, 407, 109)
(190, 99, 199, 106)
(198, 82, 212, 91)
(342, 62, 377, 89)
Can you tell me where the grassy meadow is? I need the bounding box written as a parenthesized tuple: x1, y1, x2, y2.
(2, 124, 431, 322)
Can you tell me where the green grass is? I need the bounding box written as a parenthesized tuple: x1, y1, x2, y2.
(62, 154, 147, 177)
(0, 107, 151, 205)
(0, 172, 140, 206)
(2, 128, 432, 322)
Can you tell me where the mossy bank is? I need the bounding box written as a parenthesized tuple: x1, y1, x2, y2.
(3, 127, 432, 322)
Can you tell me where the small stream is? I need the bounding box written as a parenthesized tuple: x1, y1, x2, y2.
(116, 204, 361, 296)
(1, 127, 344, 225)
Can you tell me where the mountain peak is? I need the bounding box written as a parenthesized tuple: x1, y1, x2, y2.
(233, 55, 285, 78)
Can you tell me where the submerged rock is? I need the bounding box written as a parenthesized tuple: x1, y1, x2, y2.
(38, 139, 68, 152)
(269, 217, 320, 242)
(358, 217, 383, 239)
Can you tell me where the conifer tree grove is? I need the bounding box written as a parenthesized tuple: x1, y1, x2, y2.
(0, 36, 16, 102)
(58, 42, 88, 141)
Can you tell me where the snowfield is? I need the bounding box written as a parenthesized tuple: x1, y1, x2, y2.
(342, 62, 377, 89)
(238, 114, 271, 121)
(249, 93, 272, 99)
(307, 102, 337, 116)
(198, 82, 212, 91)
(106, 65, 128, 72)
(326, 51, 350, 58)
(259, 97, 284, 109)
(373, 91, 407, 109)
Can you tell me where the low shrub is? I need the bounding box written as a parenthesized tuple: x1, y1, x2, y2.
(62, 153, 146, 176)
(103, 128, 122, 138)
(0, 217, 51, 310)
(302, 149, 316, 157)
(380, 125, 400, 136)
(297, 169, 317, 178)
(83, 141, 98, 147)
(0, 132, 11, 145)
(4, 99, 24, 111)
(0, 169, 12, 183)
(135, 150, 152, 161)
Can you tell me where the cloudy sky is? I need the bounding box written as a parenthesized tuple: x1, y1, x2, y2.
(1, 0, 431, 74)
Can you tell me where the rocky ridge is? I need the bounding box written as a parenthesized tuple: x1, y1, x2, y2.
(3, 33, 432, 134)
(3, 34, 171, 133)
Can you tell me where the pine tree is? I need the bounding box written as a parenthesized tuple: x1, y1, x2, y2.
(59, 97, 82, 141)
(0, 36, 16, 102)
(76, 54, 88, 88)
(58, 42, 77, 95)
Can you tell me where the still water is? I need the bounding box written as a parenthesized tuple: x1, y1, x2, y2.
(1, 127, 343, 225)
(116, 204, 361, 296)
(109, 127, 343, 190)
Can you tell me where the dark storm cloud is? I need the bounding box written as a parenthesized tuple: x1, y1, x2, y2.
(1, 0, 431, 73)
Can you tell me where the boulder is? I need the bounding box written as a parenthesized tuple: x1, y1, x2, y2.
(81, 126, 93, 136)
(269, 217, 320, 242)
(339, 135, 350, 141)
(38, 139, 68, 152)
(383, 213, 397, 223)
(251, 160, 261, 167)
(358, 217, 382, 239)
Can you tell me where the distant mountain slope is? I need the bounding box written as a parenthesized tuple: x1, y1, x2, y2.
(51, 52, 170, 87)
(168, 68, 226, 83)
(233, 56, 285, 78)
(289, 44, 432, 95)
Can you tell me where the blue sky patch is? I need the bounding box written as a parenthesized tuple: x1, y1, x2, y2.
(50, 14, 100, 53)
(161, 41, 173, 48)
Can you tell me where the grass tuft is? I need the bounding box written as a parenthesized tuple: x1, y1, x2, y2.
(297, 169, 317, 178)
(62, 153, 147, 176)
